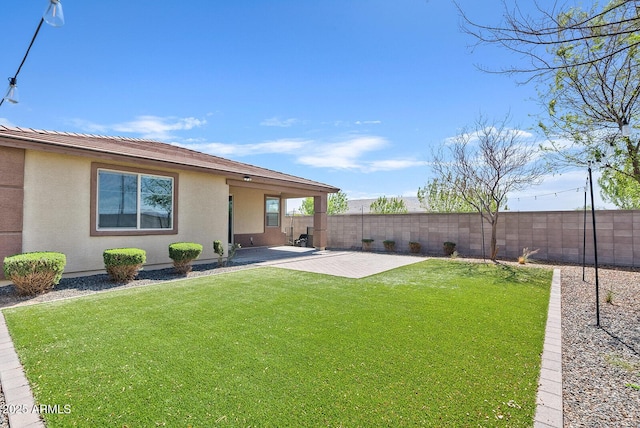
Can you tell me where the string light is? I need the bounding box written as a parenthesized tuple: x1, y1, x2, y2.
(0, 1, 65, 107)
(514, 187, 582, 201)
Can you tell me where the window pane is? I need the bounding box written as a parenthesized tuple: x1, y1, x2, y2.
(266, 197, 280, 227)
(140, 175, 173, 229)
(98, 171, 137, 228)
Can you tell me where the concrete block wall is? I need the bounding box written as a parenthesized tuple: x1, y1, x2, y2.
(289, 210, 640, 267)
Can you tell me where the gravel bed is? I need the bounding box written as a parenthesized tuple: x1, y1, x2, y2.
(0, 262, 256, 309)
(0, 259, 638, 427)
(560, 264, 640, 427)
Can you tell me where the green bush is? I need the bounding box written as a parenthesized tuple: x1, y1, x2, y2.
(169, 242, 203, 274)
(3, 252, 66, 295)
(409, 241, 421, 254)
(383, 240, 396, 252)
(443, 241, 456, 256)
(213, 240, 224, 266)
(103, 248, 146, 282)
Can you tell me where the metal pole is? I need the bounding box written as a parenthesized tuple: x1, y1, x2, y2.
(361, 206, 364, 250)
(582, 182, 587, 281)
(588, 164, 600, 327)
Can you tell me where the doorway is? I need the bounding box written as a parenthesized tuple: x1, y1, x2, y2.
(228, 195, 234, 245)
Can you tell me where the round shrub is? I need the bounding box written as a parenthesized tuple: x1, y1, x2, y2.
(103, 248, 146, 282)
(3, 252, 66, 295)
(168, 242, 203, 274)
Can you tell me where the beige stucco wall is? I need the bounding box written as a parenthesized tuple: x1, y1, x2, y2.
(230, 187, 266, 234)
(22, 151, 228, 274)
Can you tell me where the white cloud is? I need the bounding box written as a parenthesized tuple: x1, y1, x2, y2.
(260, 117, 299, 127)
(71, 115, 206, 140)
(187, 139, 308, 157)
(0, 118, 16, 127)
(355, 120, 382, 125)
(296, 136, 388, 170)
(444, 126, 536, 146)
(187, 134, 424, 173)
(367, 159, 428, 172)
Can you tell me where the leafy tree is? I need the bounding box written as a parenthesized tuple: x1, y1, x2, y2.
(299, 198, 314, 215)
(417, 174, 476, 212)
(536, 0, 640, 206)
(431, 115, 548, 260)
(369, 196, 408, 214)
(461, 0, 640, 207)
(599, 160, 640, 209)
(458, 0, 640, 76)
(328, 191, 349, 214)
(299, 191, 349, 215)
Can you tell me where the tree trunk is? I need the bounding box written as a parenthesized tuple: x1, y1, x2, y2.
(490, 212, 499, 260)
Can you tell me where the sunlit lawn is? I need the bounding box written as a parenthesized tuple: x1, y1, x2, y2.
(3, 260, 551, 427)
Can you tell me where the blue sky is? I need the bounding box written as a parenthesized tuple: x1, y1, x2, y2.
(1, 0, 612, 211)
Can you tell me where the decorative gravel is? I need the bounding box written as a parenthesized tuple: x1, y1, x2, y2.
(0, 258, 638, 427)
(559, 264, 640, 427)
(0, 262, 256, 309)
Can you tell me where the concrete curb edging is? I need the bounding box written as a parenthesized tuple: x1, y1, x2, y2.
(534, 268, 563, 427)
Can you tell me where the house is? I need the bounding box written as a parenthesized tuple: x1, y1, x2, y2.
(0, 126, 339, 278)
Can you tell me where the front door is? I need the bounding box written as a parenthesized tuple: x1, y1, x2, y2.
(228, 195, 234, 245)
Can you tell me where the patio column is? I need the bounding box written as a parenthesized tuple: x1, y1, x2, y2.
(313, 194, 328, 250)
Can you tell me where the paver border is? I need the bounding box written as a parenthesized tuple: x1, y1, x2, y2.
(534, 268, 563, 427)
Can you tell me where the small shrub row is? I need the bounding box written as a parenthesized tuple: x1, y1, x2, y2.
(169, 242, 203, 274)
(360, 240, 456, 256)
(3, 252, 67, 296)
(103, 248, 147, 282)
(4, 240, 242, 293)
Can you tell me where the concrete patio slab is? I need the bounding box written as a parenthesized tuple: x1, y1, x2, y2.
(262, 248, 426, 278)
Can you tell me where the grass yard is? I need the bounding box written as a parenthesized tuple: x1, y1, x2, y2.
(3, 259, 552, 427)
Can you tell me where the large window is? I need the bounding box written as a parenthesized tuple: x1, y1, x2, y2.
(265, 196, 280, 227)
(92, 164, 178, 235)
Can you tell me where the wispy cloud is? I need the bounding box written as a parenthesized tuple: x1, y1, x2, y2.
(186, 139, 308, 157)
(0, 118, 16, 127)
(324, 120, 382, 127)
(444, 127, 536, 145)
(260, 117, 299, 127)
(367, 159, 428, 172)
(71, 115, 206, 140)
(182, 134, 423, 172)
(297, 136, 388, 170)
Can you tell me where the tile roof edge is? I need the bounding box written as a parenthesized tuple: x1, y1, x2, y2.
(0, 126, 340, 192)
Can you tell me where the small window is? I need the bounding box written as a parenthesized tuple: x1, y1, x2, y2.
(265, 196, 280, 227)
(92, 164, 177, 235)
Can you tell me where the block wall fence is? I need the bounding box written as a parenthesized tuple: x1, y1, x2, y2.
(287, 210, 640, 267)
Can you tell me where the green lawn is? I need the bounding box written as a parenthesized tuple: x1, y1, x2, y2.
(3, 260, 551, 427)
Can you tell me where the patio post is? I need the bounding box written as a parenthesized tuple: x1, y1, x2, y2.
(313, 194, 328, 250)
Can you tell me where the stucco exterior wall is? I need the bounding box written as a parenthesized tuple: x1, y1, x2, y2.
(229, 186, 287, 247)
(22, 151, 228, 274)
(290, 210, 640, 267)
(0, 146, 24, 278)
(231, 187, 265, 234)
